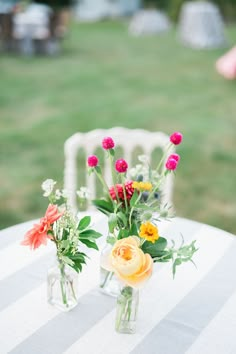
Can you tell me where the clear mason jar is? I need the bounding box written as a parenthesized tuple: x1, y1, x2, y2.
(47, 257, 79, 312)
(115, 285, 139, 334)
(99, 242, 120, 297)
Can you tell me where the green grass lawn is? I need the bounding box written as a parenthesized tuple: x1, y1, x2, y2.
(1, 20, 236, 234)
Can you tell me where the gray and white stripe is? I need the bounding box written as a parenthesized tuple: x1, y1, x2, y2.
(0, 215, 235, 354)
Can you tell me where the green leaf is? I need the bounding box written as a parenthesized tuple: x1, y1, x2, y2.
(130, 190, 139, 207)
(60, 255, 74, 267)
(109, 149, 115, 157)
(141, 237, 167, 257)
(117, 211, 127, 227)
(78, 216, 91, 231)
(92, 198, 114, 214)
(79, 238, 99, 250)
(108, 213, 118, 233)
(117, 228, 129, 240)
(95, 165, 102, 174)
(79, 229, 102, 239)
(130, 222, 139, 236)
(106, 235, 116, 245)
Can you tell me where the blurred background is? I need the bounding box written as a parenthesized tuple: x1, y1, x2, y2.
(0, 0, 236, 234)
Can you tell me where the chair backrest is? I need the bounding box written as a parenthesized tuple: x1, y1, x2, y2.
(64, 127, 175, 212)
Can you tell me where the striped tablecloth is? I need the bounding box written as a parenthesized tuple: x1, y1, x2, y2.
(0, 214, 236, 354)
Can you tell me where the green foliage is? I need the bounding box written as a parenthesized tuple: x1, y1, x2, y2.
(89, 135, 197, 275)
(42, 181, 102, 272)
(141, 237, 168, 257)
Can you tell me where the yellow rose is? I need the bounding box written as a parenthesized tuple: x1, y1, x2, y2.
(109, 236, 153, 288)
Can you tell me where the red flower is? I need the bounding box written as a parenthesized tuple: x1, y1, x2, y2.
(109, 184, 124, 200)
(87, 155, 99, 167)
(102, 137, 115, 150)
(115, 159, 128, 173)
(168, 153, 180, 162)
(125, 180, 134, 200)
(21, 204, 63, 250)
(165, 158, 178, 171)
(170, 132, 183, 145)
(109, 180, 135, 202)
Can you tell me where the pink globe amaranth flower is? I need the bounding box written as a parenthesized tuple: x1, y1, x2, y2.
(115, 159, 128, 173)
(168, 153, 180, 162)
(87, 155, 99, 167)
(170, 132, 183, 145)
(165, 158, 178, 171)
(102, 137, 115, 150)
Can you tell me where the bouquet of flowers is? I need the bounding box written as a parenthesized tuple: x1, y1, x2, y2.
(21, 179, 102, 311)
(86, 132, 197, 333)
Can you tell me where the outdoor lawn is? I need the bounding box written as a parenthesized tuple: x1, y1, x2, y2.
(0, 20, 236, 234)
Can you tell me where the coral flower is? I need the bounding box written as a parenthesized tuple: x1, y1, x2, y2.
(170, 132, 183, 145)
(115, 159, 128, 173)
(21, 204, 63, 250)
(87, 155, 99, 167)
(139, 222, 159, 243)
(21, 222, 51, 250)
(43, 204, 64, 227)
(102, 137, 115, 150)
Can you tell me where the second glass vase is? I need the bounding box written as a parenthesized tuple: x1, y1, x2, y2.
(99, 243, 120, 297)
(47, 258, 79, 312)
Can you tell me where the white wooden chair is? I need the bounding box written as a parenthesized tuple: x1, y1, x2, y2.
(64, 127, 175, 212)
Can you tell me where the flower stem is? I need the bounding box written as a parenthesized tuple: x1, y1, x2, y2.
(94, 168, 113, 203)
(59, 262, 68, 306)
(100, 270, 114, 289)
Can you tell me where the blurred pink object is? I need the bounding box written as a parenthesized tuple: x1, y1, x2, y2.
(216, 46, 236, 79)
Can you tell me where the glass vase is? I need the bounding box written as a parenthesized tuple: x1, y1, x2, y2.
(47, 258, 79, 312)
(99, 243, 120, 297)
(115, 285, 139, 334)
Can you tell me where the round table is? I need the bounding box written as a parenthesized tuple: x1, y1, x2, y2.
(0, 213, 236, 354)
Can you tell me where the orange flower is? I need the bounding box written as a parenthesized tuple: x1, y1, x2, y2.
(21, 204, 63, 250)
(109, 236, 153, 288)
(139, 222, 159, 243)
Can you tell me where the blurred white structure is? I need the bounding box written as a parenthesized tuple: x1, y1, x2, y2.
(75, 0, 141, 21)
(13, 4, 51, 41)
(178, 1, 227, 49)
(129, 9, 171, 36)
(13, 4, 60, 56)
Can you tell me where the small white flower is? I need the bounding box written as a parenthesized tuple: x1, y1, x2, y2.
(76, 187, 91, 200)
(138, 155, 150, 164)
(55, 189, 62, 200)
(41, 179, 56, 197)
(61, 189, 68, 198)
